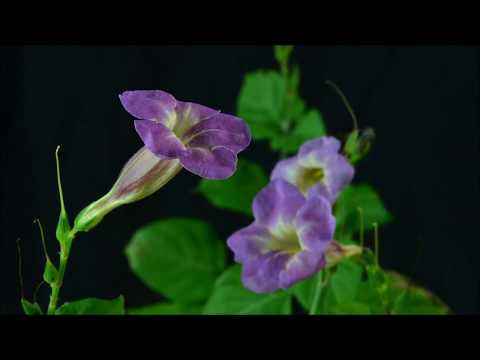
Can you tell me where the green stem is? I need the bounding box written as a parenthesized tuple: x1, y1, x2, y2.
(309, 270, 324, 315)
(47, 229, 76, 315)
(55, 146, 67, 215)
(373, 222, 379, 269)
(357, 207, 364, 248)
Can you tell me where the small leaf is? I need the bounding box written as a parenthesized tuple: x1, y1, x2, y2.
(56, 212, 71, 245)
(43, 260, 58, 285)
(237, 71, 288, 139)
(335, 184, 393, 241)
(125, 218, 226, 302)
(274, 45, 294, 68)
(55, 296, 125, 315)
(127, 302, 203, 315)
(270, 109, 327, 154)
(204, 265, 292, 315)
(21, 299, 43, 315)
(197, 159, 268, 216)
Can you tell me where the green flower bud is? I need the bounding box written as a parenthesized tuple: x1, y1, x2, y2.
(344, 128, 375, 164)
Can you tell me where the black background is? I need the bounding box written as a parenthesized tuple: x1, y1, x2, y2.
(1, 46, 478, 314)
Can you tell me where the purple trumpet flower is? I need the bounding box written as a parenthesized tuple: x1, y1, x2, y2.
(271, 136, 354, 204)
(74, 90, 251, 232)
(119, 90, 251, 179)
(227, 179, 336, 293)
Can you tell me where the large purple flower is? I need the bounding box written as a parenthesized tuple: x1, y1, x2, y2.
(271, 136, 354, 204)
(227, 179, 336, 293)
(119, 90, 251, 179)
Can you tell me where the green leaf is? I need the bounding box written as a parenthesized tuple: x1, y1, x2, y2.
(203, 265, 292, 315)
(391, 289, 448, 315)
(335, 184, 393, 241)
(330, 302, 371, 315)
(293, 259, 364, 314)
(127, 302, 203, 315)
(237, 71, 287, 139)
(55, 296, 125, 315)
(384, 271, 449, 315)
(330, 259, 364, 304)
(125, 217, 226, 302)
(270, 109, 327, 154)
(21, 299, 43, 315)
(290, 275, 317, 311)
(197, 159, 268, 216)
(356, 281, 385, 314)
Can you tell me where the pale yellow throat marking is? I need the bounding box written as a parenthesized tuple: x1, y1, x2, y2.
(267, 224, 302, 255)
(297, 167, 325, 193)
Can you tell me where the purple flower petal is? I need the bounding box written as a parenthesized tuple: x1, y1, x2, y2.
(323, 154, 355, 198)
(279, 250, 326, 289)
(299, 136, 341, 158)
(176, 101, 221, 123)
(295, 195, 335, 253)
(270, 136, 354, 202)
(306, 183, 334, 203)
(242, 253, 290, 293)
(120, 89, 252, 180)
(179, 146, 237, 179)
(252, 179, 306, 228)
(134, 120, 186, 159)
(270, 156, 301, 183)
(227, 223, 272, 263)
(182, 113, 251, 154)
(119, 90, 176, 123)
(227, 180, 335, 293)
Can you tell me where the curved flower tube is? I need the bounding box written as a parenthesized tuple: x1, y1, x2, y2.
(74, 147, 182, 232)
(227, 179, 336, 293)
(119, 90, 251, 179)
(271, 136, 354, 204)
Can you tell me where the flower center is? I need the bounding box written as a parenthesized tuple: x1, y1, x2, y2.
(297, 167, 325, 193)
(163, 108, 194, 139)
(267, 224, 302, 255)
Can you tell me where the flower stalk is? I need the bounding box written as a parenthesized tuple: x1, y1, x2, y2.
(46, 146, 74, 314)
(309, 270, 324, 315)
(47, 229, 76, 314)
